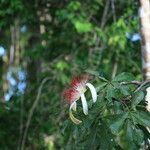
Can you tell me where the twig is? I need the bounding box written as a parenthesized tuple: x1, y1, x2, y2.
(17, 96, 24, 150)
(111, 60, 118, 79)
(110, 0, 116, 22)
(20, 77, 51, 150)
(120, 81, 141, 85)
(134, 80, 150, 92)
(100, 0, 110, 29)
(120, 80, 150, 92)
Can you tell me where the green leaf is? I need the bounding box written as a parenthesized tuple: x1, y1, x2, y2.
(120, 85, 130, 96)
(68, 1, 81, 11)
(56, 60, 69, 71)
(113, 72, 135, 82)
(98, 123, 116, 149)
(85, 70, 108, 82)
(118, 120, 138, 149)
(109, 113, 128, 134)
(131, 91, 144, 108)
(96, 82, 107, 92)
(132, 111, 150, 127)
(133, 128, 144, 145)
(74, 20, 92, 33)
(106, 84, 115, 102)
(106, 84, 123, 101)
(85, 70, 99, 76)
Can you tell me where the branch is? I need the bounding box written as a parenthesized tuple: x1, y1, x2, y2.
(120, 80, 150, 92)
(134, 80, 150, 92)
(120, 81, 141, 85)
(100, 0, 110, 29)
(17, 96, 24, 150)
(20, 77, 51, 150)
(110, 0, 116, 22)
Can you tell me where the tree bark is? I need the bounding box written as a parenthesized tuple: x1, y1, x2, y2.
(140, 1, 150, 136)
(140, 0, 150, 80)
(0, 58, 4, 102)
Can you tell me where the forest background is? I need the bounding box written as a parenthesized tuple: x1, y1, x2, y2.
(0, 0, 150, 150)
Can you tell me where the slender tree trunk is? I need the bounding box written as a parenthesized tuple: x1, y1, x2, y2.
(140, 3, 150, 141)
(10, 19, 20, 66)
(37, 3, 51, 46)
(0, 58, 4, 102)
(140, 0, 150, 80)
(19, 24, 40, 150)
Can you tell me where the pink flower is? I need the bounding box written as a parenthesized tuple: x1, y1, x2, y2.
(64, 75, 97, 124)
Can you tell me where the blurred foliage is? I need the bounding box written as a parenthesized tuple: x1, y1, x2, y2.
(0, 0, 149, 150)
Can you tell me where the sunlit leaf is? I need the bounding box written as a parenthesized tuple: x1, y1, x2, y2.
(74, 20, 92, 33)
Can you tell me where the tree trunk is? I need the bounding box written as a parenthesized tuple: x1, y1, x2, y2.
(140, 0, 150, 80)
(140, 2, 150, 139)
(0, 58, 4, 102)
